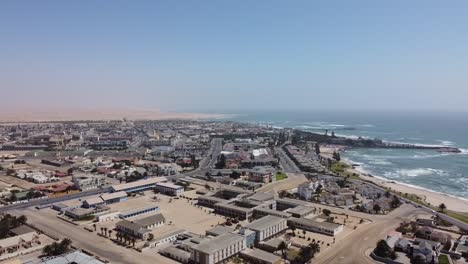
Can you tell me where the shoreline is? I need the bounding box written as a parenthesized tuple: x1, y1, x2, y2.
(342, 158, 468, 213)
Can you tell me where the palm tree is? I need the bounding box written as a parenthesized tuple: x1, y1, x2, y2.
(132, 238, 136, 247)
(104, 227, 108, 237)
(100, 227, 104, 235)
(278, 241, 288, 258)
(92, 224, 96, 231)
(309, 241, 321, 255)
(108, 230, 113, 238)
(438, 203, 447, 213)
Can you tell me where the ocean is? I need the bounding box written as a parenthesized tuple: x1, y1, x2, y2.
(224, 111, 468, 200)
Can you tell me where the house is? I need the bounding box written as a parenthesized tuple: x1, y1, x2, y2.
(0, 232, 40, 260)
(72, 174, 106, 191)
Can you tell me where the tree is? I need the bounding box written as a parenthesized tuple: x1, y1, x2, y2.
(315, 143, 320, 155)
(373, 204, 382, 213)
(108, 230, 113, 238)
(92, 224, 96, 231)
(230, 171, 241, 180)
(148, 233, 154, 241)
(332, 151, 341, 161)
(215, 154, 226, 169)
(322, 209, 331, 217)
(374, 240, 396, 260)
(278, 241, 288, 258)
(391, 195, 401, 208)
(439, 203, 447, 213)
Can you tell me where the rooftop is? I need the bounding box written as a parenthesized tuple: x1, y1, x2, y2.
(245, 215, 285, 231)
(193, 232, 245, 254)
(111, 177, 167, 192)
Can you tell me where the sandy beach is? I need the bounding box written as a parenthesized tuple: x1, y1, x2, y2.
(319, 145, 468, 212)
(350, 165, 468, 213)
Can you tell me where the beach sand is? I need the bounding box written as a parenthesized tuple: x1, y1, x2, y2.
(351, 167, 468, 213)
(319, 144, 468, 213)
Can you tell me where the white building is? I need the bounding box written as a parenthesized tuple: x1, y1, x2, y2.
(156, 182, 184, 196)
(245, 215, 288, 242)
(72, 174, 106, 190)
(297, 180, 323, 200)
(192, 232, 246, 264)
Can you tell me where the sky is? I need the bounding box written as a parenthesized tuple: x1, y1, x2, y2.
(1, 0, 468, 113)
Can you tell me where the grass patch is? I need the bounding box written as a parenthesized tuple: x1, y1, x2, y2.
(330, 162, 360, 180)
(438, 254, 450, 264)
(276, 172, 288, 181)
(446, 211, 468, 224)
(396, 191, 468, 224)
(287, 248, 300, 260)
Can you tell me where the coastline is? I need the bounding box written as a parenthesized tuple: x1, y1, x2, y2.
(343, 159, 468, 213)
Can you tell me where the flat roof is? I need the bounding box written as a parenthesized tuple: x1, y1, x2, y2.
(111, 177, 167, 192)
(254, 207, 291, 217)
(285, 205, 315, 215)
(241, 248, 281, 263)
(156, 182, 184, 189)
(101, 191, 127, 201)
(206, 225, 234, 236)
(120, 205, 159, 216)
(194, 232, 244, 254)
(289, 218, 342, 231)
(248, 192, 274, 202)
(245, 215, 285, 231)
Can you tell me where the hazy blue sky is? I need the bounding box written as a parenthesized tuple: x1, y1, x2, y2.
(1, 1, 467, 113)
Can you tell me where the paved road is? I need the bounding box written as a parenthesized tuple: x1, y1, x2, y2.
(15, 208, 177, 264)
(0, 138, 223, 212)
(0, 187, 110, 213)
(314, 204, 428, 264)
(275, 147, 301, 173)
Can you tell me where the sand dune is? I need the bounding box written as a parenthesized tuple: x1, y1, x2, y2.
(0, 108, 224, 122)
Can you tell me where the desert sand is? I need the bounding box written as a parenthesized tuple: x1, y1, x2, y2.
(0, 107, 225, 122)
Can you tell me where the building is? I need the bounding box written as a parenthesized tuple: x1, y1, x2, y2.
(100, 191, 128, 204)
(240, 248, 282, 264)
(288, 218, 343, 236)
(191, 232, 246, 264)
(119, 205, 159, 219)
(0, 232, 41, 260)
(245, 215, 287, 242)
(111, 177, 167, 193)
(39, 250, 105, 264)
(297, 181, 323, 200)
(72, 174, 106, 191)
(134, 213, 166, 229)
(206, 226, 235, 237)
(156, 182, 184, 196)
(82, 196, 105, 208)
(284, 205, 315, 218)
(116, 220, 151, 240)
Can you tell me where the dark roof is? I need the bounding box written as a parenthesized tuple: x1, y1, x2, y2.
(10, 225, 36, 236)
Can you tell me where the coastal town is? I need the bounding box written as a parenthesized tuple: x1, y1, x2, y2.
(0, 119, 466, 264)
